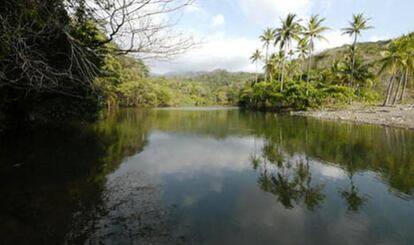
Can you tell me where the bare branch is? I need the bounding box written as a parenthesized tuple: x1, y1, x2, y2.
(76, 0, 196, 59)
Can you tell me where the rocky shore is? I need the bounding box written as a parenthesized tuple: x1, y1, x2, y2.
(292, 105, 414, 130)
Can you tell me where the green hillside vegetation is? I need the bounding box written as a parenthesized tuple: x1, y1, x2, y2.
(312, 40, 391, 70)
(100, 63, 255, 108)
(164, 69, 256, 85)
(240, 13, 414, 111)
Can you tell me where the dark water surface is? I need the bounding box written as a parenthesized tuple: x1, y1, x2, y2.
(1, 108, 414, 244)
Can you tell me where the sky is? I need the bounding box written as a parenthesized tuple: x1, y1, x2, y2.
(151, 0, 414, 74)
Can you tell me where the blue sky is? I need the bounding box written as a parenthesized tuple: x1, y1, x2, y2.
(152, 0, 414, 74)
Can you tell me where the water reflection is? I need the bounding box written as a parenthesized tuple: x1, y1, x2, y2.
(254, 153, 325, 210)
(0, 108, 414, 244)
(340, 173, 367, 212)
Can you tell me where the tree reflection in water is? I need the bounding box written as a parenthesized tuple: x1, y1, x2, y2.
(253, 141, 325, 210)
(340, 169, 368, 212)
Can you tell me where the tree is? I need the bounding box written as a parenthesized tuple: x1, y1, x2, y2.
(275, 13, 302, 91)
(250, 49, 263, 84)
(397, 34, 414, 103)
(0, 0, 195, 125)
(381, 35, 414, 105)
(260, 28, 276, 82)
(0, 0, 105, 123)
(73, 0, 195, 58)
(303, 15, 329, 83)
(342, 13, 373, 87)
(380, 39, 405, 106)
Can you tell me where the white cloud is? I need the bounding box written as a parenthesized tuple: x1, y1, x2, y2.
(369, 35, 391, 42)
(129, 132, 262, 176)
(315, 30, 352, 51)
(239, 0, 311, 24)
(319, 164, 346, 179)
(151, 34, 260, 74)
(151, 30, 352, 74)
(212, 14, 225, 27)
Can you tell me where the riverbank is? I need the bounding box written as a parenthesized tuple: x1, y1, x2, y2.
(292, 105, 414, 130)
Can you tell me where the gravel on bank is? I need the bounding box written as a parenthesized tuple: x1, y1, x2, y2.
(292, 105, 414, 130)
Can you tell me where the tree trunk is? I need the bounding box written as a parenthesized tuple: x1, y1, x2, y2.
(270, 68, 273, 82)
(255, 62, 258, 84)
(306, 38, 314, 84)
(265, 45, 269, 82)
(392, 72, 404, 105)
(280, 60, 285, 92)
(300, 59, 304, 82)
(383, 72, 395, 106)
(350, 35, 357, 87)
(280, 45, 289, 92)
(278, 63, 282, 82)
(399, 68, 409, 103)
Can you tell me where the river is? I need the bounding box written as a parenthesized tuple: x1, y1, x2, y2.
(1, 108, 414, 244)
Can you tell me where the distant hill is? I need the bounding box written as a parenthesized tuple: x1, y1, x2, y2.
(159, 69, 257, 86)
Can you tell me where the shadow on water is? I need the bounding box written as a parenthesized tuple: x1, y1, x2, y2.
(0, 110, 183, 244)
(1, 108, 414, 244)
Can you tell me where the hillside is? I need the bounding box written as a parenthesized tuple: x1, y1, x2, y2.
(313, 40, 392, 69)
(161, 69, 257, 86)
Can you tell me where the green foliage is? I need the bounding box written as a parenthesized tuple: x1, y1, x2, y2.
(0, 0, 107, 126)
(240, 76, 379, 111)
(240, 79, 321, 110)
(381, 33, 414, 105)
(95, 57, 251, 108)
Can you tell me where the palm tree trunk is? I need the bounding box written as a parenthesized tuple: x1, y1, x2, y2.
(399, 68, 409, 103)
(280, 61, 285, 92)
(278, 63, 282, 82)
(264, 45, 269, 82)
(306, 38, 314, 84)
(280, 45, 289, 92)
(383, 72, 395, 106)
(270, 67, 273, 82)
(306, 50, 313, 96)
(255, 62, 258, 84)
(351, 35, 358, 87)
(307, 54, 313, 82)
(392, 72, 404, 105)
(300, 59, 304, 82)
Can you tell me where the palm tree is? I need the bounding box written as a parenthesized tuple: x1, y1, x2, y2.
(342, 13, 373, 87)
(398, 34, 414, 103)
(380, 40, 403, 106)
(303, 15, 329, 83)
(260, 28, 276, 82)
(250, 49, 263, 84)
(275, 13, 302, 91)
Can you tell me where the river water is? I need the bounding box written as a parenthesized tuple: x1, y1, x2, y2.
(1, 108, 414, 244)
